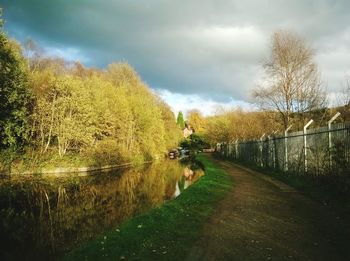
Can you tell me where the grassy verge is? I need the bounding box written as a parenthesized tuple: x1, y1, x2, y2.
(63, 154, 232, 261)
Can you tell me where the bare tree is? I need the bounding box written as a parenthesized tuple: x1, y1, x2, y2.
(253, 30, 327, 129)
(343, 75, 350, 106)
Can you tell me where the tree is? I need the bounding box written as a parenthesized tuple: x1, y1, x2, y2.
(253, 30, 326, 129)
(156, 99, 182, 149)
(0, 9, 33, 150)
(176, 111, 185, 129)
(335, 75, 350, 122)
(106, 62, 140, 88)
(342, 75, 350, 106)
(203, 108, 281, 145)
(187, 109, 206, 134)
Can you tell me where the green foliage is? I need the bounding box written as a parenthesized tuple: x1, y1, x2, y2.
(176, 111, 185, 129)
(64, 154, 232, 261)
(0, 17, 33, 150)
(180, 133, 210, 151)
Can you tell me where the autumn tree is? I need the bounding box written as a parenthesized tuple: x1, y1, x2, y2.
(205, 114, 232, 144)
(0, 9, 33, 150)
(187, 109, 206, 134)
(106, 62, 140, 88)
(204, 108, 280, 145)
(253, 30, 326, 129)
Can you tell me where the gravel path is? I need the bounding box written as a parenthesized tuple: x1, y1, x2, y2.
(186, 157, 350, 261)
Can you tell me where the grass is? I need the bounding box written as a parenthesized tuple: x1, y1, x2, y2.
(63, 154, 232, 261)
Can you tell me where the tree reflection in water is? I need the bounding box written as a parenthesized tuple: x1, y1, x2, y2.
(173, 166, 205, 198)
(0, 159, 204, 260)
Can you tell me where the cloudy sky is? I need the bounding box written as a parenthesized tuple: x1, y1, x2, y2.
(1, 0, 350, 115)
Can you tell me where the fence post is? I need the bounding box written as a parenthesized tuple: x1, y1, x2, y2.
(303, 119, 314, 173)
(227, 142, 230, 158)
(284, 125, 293, 172)
(235, 139, 239, 160)
(269, 132, 274, 169)
(260, 134, 265, 167)
(217, 143, 221, 154)
(267, 134, 273, 169)
(272, 131, 277, 169)
(328, 112, 341, 168)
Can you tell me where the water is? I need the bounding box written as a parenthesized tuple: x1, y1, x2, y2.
(0, 159, 204, 260)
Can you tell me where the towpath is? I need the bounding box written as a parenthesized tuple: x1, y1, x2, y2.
(186, 156, 350, 260)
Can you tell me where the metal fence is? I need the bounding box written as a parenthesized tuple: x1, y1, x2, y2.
(218, 121, 350, 177)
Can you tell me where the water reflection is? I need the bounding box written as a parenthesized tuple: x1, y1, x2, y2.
(0, 159, 204, 260)
(173, 166, 205, 199)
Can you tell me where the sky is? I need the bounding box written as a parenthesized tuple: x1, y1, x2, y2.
(1, 0, 350, 116)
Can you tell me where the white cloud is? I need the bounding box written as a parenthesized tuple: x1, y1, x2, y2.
(185, 25, 267, 63)
(158, 89, 254, 117)
(315, 27, 350, 98)
(44, 46, 90, 64)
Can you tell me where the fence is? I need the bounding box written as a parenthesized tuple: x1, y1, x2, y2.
(218, 121, 350, 177)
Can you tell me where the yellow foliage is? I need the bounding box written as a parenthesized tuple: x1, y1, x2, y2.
(27, 58, 179, 166)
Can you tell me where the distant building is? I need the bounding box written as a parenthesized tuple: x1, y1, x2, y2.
(183, 127, 193, 138)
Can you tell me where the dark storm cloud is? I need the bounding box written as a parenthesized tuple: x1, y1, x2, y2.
(1, 0, 350, 103)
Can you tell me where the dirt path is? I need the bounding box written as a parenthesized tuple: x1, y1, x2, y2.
(186, 157, 350, 261)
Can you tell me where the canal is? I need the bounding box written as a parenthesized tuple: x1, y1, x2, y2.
(0, 158, 204, 260)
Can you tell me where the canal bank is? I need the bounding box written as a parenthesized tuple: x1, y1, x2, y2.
(64, 154, 232, 261)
